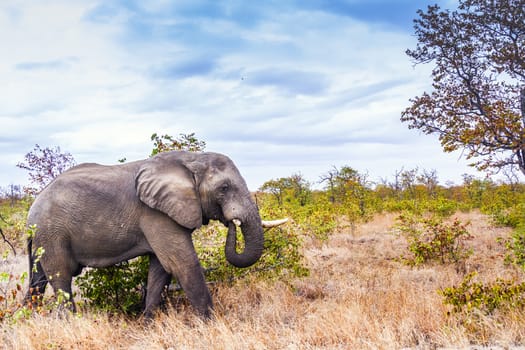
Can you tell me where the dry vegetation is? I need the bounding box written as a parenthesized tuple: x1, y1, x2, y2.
(2, 211, 525, 349)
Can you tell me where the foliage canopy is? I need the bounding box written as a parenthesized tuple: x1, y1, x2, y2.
(402, 0, 525, 176)
(150, 132, 206, 156)
(16, 145, 76, 195)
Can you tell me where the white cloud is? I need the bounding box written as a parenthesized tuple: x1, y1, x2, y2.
(0, 1, 486, 190)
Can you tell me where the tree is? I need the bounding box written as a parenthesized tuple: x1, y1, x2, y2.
(260, 178, 287, 206)
(400, 167, 419, 198)
(260, 174, 311, 206)
(320, 166, 370, 204)
(17, 145, 76, 195)
(319, 167, 338, 203)
(0, 184, 23, 205)
(150, 132, 206, 156)
(417, 169, 440, 198)
(402, 0, 525, 176)
(320, 166, 374, 219)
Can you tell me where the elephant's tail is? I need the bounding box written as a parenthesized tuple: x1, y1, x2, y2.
(25, 236, 48, 304)
(27, 238, 34, 280)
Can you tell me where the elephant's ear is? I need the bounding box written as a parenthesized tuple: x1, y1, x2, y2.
(136, 158, 202, 230)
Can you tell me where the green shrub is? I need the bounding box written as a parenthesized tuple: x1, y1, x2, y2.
(396, 212, 473, 266)
(382, 199, 420, 214)
(0, 271, 33, 323)
(381, 197, 459, 217)
(503, 223, 525, 270)
(490, 202, 525, 228)
(440, 272, 525, 315)
(294, 203, 338, 241)
(0, 225, 46, 323)
(0, 198, 31, 252)
(195, 222, 308, 284)
(425, 197, 458, 217)
(257, 192, 338, 241)
(75, 257, 149, 315)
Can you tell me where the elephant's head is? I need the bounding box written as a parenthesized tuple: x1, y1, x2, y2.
(135, 151, 264, 268)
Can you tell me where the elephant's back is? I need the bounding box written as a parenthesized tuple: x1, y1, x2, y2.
(44, 161, 140, 194)
(28, 162, 141, 230)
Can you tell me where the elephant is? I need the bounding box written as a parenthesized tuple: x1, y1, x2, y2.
(25, 150, 284, 318)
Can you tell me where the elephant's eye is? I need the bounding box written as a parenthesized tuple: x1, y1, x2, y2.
(219, 183, 229, 193)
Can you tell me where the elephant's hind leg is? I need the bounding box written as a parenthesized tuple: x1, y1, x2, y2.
(39, 248, 79, 313)
(47, 272, 77, 313)
(143, 254, 172, 319)
(25, 260, 48, 307)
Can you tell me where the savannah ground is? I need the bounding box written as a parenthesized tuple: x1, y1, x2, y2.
(1, 210, 525, 349)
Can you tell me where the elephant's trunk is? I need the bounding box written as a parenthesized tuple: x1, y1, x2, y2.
(225, 216, 264, 268)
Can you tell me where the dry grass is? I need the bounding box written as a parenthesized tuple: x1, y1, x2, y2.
(2, 211, 525, 349)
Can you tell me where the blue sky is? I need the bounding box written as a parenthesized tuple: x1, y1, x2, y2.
(1, 0, 481, 191)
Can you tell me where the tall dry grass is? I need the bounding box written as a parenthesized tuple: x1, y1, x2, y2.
(2, 211, 525, 349)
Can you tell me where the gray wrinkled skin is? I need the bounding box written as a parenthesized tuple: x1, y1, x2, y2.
(25, 151, 264, 318)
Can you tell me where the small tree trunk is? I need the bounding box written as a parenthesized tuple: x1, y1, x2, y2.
(519, 87, 525, 176)
(521, 87, 525, 123)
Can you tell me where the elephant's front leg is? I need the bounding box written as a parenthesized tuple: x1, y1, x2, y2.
(142, 216, 213, 318)
(173, 251, 213, 319)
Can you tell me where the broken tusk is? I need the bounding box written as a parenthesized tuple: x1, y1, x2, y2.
(232, 219, 242, 227)
(261, 218, 289, 228)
